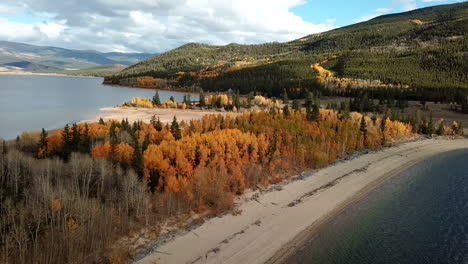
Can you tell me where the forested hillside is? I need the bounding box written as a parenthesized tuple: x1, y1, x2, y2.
(107, 2, 468, 103)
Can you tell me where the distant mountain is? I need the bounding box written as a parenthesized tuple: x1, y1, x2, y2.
(108, 2, 468, 99)
(0, 41, 155, 73)
(61, 64, 128, 77)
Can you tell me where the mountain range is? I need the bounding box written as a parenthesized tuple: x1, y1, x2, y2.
(0, 40, 154, 74)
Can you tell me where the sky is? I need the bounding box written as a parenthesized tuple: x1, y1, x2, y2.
(0, 0, 464, 53)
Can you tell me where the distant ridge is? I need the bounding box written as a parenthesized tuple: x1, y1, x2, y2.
(0, 40, 155, 73)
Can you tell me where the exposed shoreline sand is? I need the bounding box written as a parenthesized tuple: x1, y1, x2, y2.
(81, 106, 232, 125)
(132, 138, 468, 264)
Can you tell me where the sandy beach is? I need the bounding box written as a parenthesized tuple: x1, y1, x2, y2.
(131, 138, 468, 264)
(81, 106, 232, 125)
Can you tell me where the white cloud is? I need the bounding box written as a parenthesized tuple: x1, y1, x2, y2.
(0, 0, 336, 53)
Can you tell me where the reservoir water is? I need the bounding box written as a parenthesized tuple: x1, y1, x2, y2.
(286, 149, 468, 264)
(0, 75, 193, 139)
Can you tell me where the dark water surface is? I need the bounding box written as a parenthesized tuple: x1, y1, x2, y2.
(0, 75, 193, 139)
(286, 149, 468, 264)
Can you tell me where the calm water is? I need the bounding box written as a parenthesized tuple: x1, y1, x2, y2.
(286, 149, 468, 264)
(0, 75, 194, 139)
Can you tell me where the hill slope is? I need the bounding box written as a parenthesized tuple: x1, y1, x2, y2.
(108, 2, 468, 101)
(0, 41, 155, 72)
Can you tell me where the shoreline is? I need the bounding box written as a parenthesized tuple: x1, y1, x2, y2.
(80, 106, 231, 125)
(0, 71, 99, 78)
(265, 143, 435, 264)
(132, 138, 468, 264)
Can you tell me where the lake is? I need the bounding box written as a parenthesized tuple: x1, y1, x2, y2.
(0, 75, 195, 139)
(285, 149, 468, 264)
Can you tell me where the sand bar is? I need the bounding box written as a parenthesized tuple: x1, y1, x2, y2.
(133, 138, 468, 264)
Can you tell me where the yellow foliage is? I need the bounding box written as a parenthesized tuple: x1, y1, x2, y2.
(129, 97, 153, 108)
(252, 96, 278, 107)
(51, 199, 62, 212)
(410, 19, 424, 25)
(163, 100, 178, 108)
(207, 94, 230, 106)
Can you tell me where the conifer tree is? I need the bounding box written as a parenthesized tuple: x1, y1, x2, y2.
(233, 90, 241, 110)
(360, 116, 368, 147)
(170, 96, 175, 102)
(282, 89, 289, 105)
(142, 134, 150, 151)
(199, 92, 206, 107)
(71, 123, 80, 151)
(283, 104, 290, 118)
(381, 114, 387, 145)
(132, 138, 144, 178)
(154, 117, 163, 131)
(61, 124, 72, 160)
(150, 115, 157, 127)
(152, 90, 162, 106)
(99, 117, 105, 125)
(171, 116, 182, 140)
(80, 123, 92, 153)
(38, 128, 48, 157)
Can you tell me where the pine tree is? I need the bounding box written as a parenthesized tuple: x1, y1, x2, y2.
(142, 134, 150, 151)
(283, 104, 290, 118)
(38, 128, 48, 157)
(150, 115, 157, 127)
(199, 92, 206, 107)
(185, 94, 192, 106)
(381, 115, 387, 145)
(61, 124, 72, 160)
(155, 117, 163, 131)
(282, 89, 289, 105)
(71, 123, 80, 152)
(80, 123, 92, 153)
(99, 117, 105, 125)
(132, 138, 144, 178)
(360, 116, 368, 147)
(152, 90, 162, 106)
(171, 116, 182, 140)
(305, 91, 315, 108)
(307, 101, 320, 122)
(233, 90, 241, 110)
(170, 96, 175, 102)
